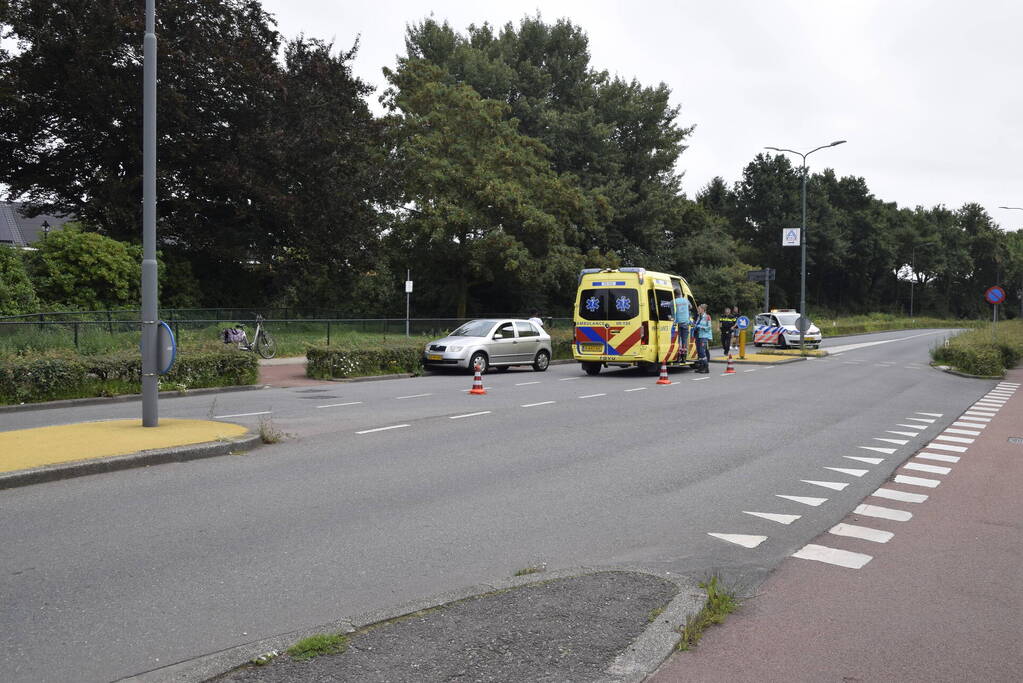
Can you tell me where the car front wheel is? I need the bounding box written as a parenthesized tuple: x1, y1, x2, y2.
(468, 351, 488, 373)
(532, 350, 550, 372)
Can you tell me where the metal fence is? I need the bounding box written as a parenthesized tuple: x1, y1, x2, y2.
(0, 313, 573, 352)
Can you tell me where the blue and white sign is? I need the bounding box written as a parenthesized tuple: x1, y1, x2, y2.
(735, 315, 750, 330)
(157, 321, 176, 375)
(782, 228, 800, 247)
(585, 296, 601, 312)
(615, 295, 632, 312)
(591, 280, 626, 287)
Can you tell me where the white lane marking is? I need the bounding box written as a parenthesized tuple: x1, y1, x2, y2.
(826, 467, 868, 477)
(872, 487, 928, 503)
(962, 412, 994, 420)
(934, 434, 974, 444)
(842, 361, 861, 364)
(897, 423, 928, 430)
(953, 421, 986, 429)
(515, 381, 541, 386)
(213, 411, 271, 418)
(762, 366, 776, 369)
(692, 377, 710, 381)
(974, 401, 1003, 408)
(860, 446, 898, 454)
(776, 494, 827, 506)
(887, 430, 919, 437)
(916, 412, 943, 417)
(875, 437, 909, 445)
(925, 442, 968, 453)
(356, 424, 409, 435)
(559, 377, 581, 381)
(579, 393, 606, 399)
(624, 387, 647, 392)
(906, 417, 935, 423)
(844, 456, 884, 465)
(964, 411, 996, 418)
(521, 401, 555, 408)
(743, 511, 800, 525)
(743, 369, 757, 372)
(801, 479, 849, 491)
(830, 523, 893, 543)
(983, 394, 1011, 400)
(917, 452, 960, 463)
(904, 462, 952, 475)
(855, 504, 913, 521)
(396, 393, 433, 400)
(894, 474, 940, 488)
(987, 391, 1014, 396)
(449, 411, 491, 420)
(317, 401, 362, 408)
(708, 533, 767, 548)
(792, 544, 872, 569)
(944, 428, 980, 436)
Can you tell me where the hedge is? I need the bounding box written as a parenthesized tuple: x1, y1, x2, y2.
(931, 322, 1023, 377)
(307, 344, 424, 379)
(0, 351, 259, 404)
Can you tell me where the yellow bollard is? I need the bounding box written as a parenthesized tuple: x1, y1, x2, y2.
(739, 329, 747, 360)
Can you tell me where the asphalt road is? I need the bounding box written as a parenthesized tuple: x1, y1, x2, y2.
(0, 328, 994, 682)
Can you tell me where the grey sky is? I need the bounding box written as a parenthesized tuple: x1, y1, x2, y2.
(258, 0, 1023, 230)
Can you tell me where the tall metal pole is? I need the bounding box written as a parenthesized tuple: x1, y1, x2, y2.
(910, 246, 915, 318)
(141, 0, 159, 426)
(799, 160, 807, 352)
(405, 269, 410, 337)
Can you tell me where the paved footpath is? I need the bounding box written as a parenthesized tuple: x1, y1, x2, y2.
(651, 368, 1023, 682)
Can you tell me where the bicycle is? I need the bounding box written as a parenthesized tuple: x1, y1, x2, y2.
(223, 315, 277, 359)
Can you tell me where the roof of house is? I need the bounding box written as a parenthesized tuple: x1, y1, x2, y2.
(0, 202, 73, 246)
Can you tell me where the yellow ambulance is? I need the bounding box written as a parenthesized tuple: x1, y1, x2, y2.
(573, 267, 697, 375)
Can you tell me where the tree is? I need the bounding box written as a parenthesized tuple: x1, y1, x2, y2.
(26, 225, 142, 310)
(383, 60, 606, 317)
(0, 245, 38, 315)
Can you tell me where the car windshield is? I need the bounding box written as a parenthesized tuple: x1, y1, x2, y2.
(775, 313, 801, 326)
(450, 320, 497, 337)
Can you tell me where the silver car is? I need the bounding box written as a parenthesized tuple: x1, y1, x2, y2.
(423, 319, 553, 372)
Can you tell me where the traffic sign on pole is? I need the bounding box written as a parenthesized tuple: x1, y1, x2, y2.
(985, 286, 1005, 305)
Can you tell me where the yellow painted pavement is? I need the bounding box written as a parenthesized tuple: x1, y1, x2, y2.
(0, 419, 249, 473)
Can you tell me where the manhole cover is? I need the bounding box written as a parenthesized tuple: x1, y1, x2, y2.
(1009, 437, 1023, 445)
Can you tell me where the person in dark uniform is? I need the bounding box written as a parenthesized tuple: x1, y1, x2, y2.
(719, 307, 737, 356)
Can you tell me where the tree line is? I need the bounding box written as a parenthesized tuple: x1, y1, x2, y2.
(2, 2, 1020, 319)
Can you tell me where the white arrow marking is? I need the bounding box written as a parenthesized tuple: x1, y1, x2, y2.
(826, 467, 869, 477)
(886, 430, 919, 437)
(860, 446, 898, 454)
(743, 511, 801, 525)
(776, 494, 827, 507)
(801, 479, 850, 491)
(875, 438, 909, 445)
(844, 456, 884, 464)
(916, 412, 943, 417)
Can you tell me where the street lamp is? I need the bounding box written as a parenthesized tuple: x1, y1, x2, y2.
(764, 140, 846, 352)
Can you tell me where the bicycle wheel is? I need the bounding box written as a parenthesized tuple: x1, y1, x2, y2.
(256, 331, 278, 359)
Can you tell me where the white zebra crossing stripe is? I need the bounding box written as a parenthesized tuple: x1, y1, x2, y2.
(959, 415, 990, 422)
(906, 417, 936, 423)
(916, 412, 943, 417)
(934, 434, 974, 444)
(844, 456, 884, 465)
(894, 474, 941, 488)
(897, 423, 928, 429)
(801, 480, 850, 491)
(855, 504, 913, 521)
(952, 422, 985, 429)
(792, 544, 872, 569)
(926, 442, 968, 453)
(708, 533, 767, 548)
(776, 495, 828, 506)
(887, 430, 920, 437)
(871, 487, 928, 503)
(943, 428, 980, 436)
(829, 523, 893, 543)
(743, 511, 800, 525)
(826, 467, 869, 477)
(904, 462, 952, 475)
(875, 438, 909, 445)
(916, 452, 960, 463)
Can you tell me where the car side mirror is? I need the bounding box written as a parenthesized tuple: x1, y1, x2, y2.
(494, 333, 504, 339)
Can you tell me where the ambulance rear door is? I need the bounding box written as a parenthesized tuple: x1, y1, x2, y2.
(650, 281, 678, 363)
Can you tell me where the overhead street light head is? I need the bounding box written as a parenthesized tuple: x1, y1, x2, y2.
(830, 140, 847, 146)
(998, 206, 1023, 210)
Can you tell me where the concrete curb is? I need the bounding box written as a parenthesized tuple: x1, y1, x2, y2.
(0, 431, 262, 491)
(709, 355, 805, 366)
(0, 384, 267, 414)
(930, 363, 1004, 380)
(117, 565, 705, 683)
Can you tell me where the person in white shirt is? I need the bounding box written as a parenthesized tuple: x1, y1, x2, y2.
(528, 311, 544, 328)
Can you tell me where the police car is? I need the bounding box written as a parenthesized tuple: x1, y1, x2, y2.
(753, 310, 823, 349)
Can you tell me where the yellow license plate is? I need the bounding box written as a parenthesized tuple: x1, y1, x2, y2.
(428, 354, 442, 361)
(581, 343, 604, 353)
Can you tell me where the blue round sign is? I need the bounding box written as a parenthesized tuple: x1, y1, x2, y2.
(985, 286, 1006, 305)
(157, 321, 177, 375)
(735, 315, 750, 330)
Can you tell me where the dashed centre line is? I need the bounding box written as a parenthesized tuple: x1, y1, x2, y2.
(578, 393, 606, 399)
(521, 401, 555, 408)
(317, 401, 363, 408)
(624, 387, 647, 392)
(396, 393, 432, 400)
(356, 424, 409, 435)
(515, 381, 541, 386)
(449, 411, 491, 420)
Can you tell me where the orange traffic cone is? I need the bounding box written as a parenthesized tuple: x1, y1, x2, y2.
(656, 361, 671, 385)
(469, 361, 487, 395)
(725, 354, 736, 374)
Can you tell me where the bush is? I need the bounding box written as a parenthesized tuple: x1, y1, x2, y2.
(307, 343, 424, 379)
(931, 321, 1023, 376)
(0, 351, 258, 404)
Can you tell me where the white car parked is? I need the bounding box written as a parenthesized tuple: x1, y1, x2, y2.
(423, 319, 553, 372)
(753, 310, 823, 348)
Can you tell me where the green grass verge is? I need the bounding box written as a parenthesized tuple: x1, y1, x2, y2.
(931, 320, 1023, 376)
(675, 576, 739, 651)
